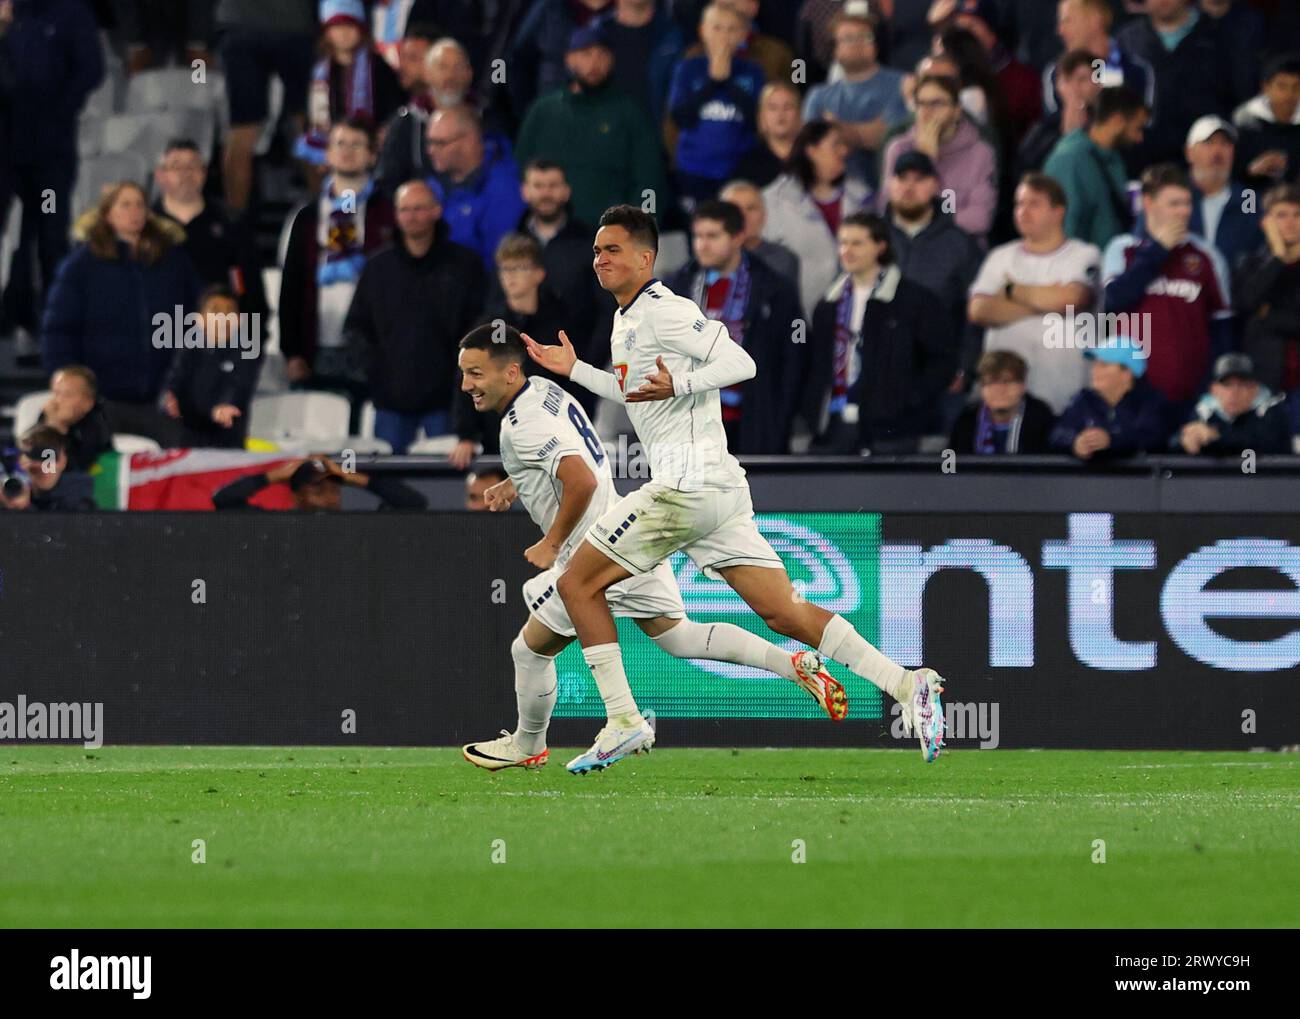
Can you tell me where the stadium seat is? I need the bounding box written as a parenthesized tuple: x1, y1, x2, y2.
(72, 151, 150, 216)
(406, 435, 469, 455)
(113, 434, 163, 454)
(125, 67, 226, 115)
(339, 436, 393, 455)
(656, 231, 690, 277)
(78, 118, 104, 158)
(248, 392, 352, 444)
(358, 401, 376, 439)
(13, 391, 49, 437)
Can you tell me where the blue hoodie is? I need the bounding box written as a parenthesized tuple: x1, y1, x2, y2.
(426, 134, 527, 270)
(668, 55, 764, 180)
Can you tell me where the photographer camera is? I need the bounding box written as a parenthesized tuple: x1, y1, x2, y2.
(0, 426, 96, 512)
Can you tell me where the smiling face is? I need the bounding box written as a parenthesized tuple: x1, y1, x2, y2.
(592, 224, 654, 299)
(458, 346, 524, 414)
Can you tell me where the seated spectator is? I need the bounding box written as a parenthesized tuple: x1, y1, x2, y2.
(948, 350, 1056, 455)
(1103, 164, 1233, 417)
(1174, 353, 1292, 456)
(1235, 184, 1300, 396)
(1233, 54, 1300, 194)
(597, 0, 685, 127)
(280, 118, 395, 403)
(1043, 85, 1148, 252)
(41, 182, 200, 445)
(465, 466, 508, 511)
(668, 2, 764, 210)
(0, 425, 95, 512)
(718, 179, 800, 287)
(1050, 342, 1169, 461)
(514, 25, 668, 229)
(802, 7, 908, 189)
(968, 173, 1101, 414)
(160, 286, 261, 450)
(344, 180, 485, 455)
(38, 366, 112, 472)
(666, 200, 805, 453)
(212, 456, 427, 511)
(424, 105, 527, 268)
(735, 81, 804, 188)
(1018, 49, 1101, 179)
(879, 74, 997, 241)
(294, 0, 404, 172)
(152, 139, 268, 319)
(1181, 117, 1262, 270)
(808, 211, 950, 454)
(763, 121, 873, 317)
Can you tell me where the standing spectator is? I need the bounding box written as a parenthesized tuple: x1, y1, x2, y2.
(514, 25, 669, 228)
(948, 350, 1056, 455)
(391, 22, 437, 95)
(160, 286, 261, 449)
(1180, 116, 1262, 269)
(37, 365, 113, 471)
(931, 23, 1018, 155)
(0, 0, 104, 350)
(1235, 184, 1300, 397)
(879, 74, 998, 241)
(216, 0, 317, 214)
(116, 0, 215, 74)
(668, 2, 764, 210)
(968, 173, 1101, 413)
(1174, 352, 1292, 455)
(719, 179, 800, 287)
(1043, 85, 1148, 251)
(762, 121, 873, 318)
(1233, 54, 1300, 194)
(1018, 49, 1102, 178)
(152, 139, 268, 319)
(666, 199, 806, 452)
(509, 0, 613, 117)
(597, 0, 684, 127)
(802, 8, 908, 189)
(1050, 343, 1170, 461)
(343, 180, 484, 454)
(735, 81, 803, 188)
(717, 0, 793, 87)
(1046, 0, 1153, 121)
(280, 118, 396, 402)
(368, 0, 442, 69)
(1197, 0, 1265, 112)
(0, 426, 95, 512)
(41, 182, 200, 445)
(1102, 164, 1233, 416)
(939, 2, 1042, 148)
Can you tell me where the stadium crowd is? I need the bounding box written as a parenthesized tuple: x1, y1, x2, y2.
(2, 0, 1300, 512)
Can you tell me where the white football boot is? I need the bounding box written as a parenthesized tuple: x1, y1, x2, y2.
(898, 668, 946, 762)
(566, 715, 655, 774)
(462, 730, 549, 771)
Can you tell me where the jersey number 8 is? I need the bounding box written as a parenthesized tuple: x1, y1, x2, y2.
(567, 403, 605, 465)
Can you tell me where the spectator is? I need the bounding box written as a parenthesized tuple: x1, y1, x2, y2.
(1233, 54, 1300, 193)
(948, 350, 1057, 454)
(152, 139, 268, 319)
(280, 118, 396, 403)
(509, 0, 613, 116)
(343, 180, 485, 455)
(802, 7, 908, 188)
(718, 179, 800, 287)
(666, 199, 806, 453)
(424, 105, 526, 268)
(1235, 184, 1300, 396)
(1043, 85, 1148, 251)
(968, 173, 1102, 414)
(294, 0, 405, 173)
(982, 0, 1068, 73)
(879, 74, 998, 241)
(1050, 342, 1170, 460)
(0, 425, 95, 512)
(715, 0, 793, 87)
(465, 466, 508, 510)
(1018, 49, 1102, 178)
(735, 80, 803, 188)
(368, 0, 442, 69)
(930, 23, 1017, 155)
(1115, 0, 1234, 165)
(514, 25, 669, 229)
(41, 182, 200, 445)
(212, 456, 426, 510)
(1046, 0, 1153, 122)
(0, 0, 103, 350)
(668, 2, 764, 210)
(374, 35, 461, 195)
(391, 21, 437, 95)
(1198, 0, 1265, 112)
(808, 211, 951, 454)
(1179, 116, 1262, 269)
(597, 0, 684, 126)
(216, 0, 317, 213)
(937, 2, 1041, 148)
(116, 0, 215, 75)
(793, 0, 851, 84)
(884, 0, 937, 73)
(160, 286, 261, 449)
(762, 121, 873, 318)
(1174, 352, 1292, 455)
(1103, 164, 1233, 416)
(37, 365, 113, 472)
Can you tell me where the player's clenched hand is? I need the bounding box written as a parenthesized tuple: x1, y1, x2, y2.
(484, 477, 516, 511)
(627, 355, 674, 402)
(524, 536, 560, 570)
(521, 330, 578, 378)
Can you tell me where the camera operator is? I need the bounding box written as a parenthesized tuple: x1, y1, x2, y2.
(0, 425, 96, 511)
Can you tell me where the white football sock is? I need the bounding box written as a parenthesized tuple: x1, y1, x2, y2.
(582, 642, 641, 725)
(511, 631, 557, 755)
(817, 614, 912, 701)
(652, 619, 799, 682)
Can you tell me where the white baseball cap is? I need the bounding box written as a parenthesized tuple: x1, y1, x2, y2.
(1186, 115, 1237, 147)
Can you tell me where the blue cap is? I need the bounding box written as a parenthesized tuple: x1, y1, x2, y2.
(320, 0, 365, 28)
(1085, 339, 1147, 378)
(567, 23, 610, 54)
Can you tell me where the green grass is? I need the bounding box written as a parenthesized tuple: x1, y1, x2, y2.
(0, 747, 1296, 927)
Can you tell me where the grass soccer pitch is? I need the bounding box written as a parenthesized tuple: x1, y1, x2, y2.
(0, 746, 1296, 928)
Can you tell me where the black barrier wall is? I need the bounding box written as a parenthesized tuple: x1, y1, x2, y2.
(0, 512, 1296, 749)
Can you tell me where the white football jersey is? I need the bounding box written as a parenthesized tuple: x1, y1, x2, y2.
(607, 278, 747, 492)
(498, 377, 617, 565)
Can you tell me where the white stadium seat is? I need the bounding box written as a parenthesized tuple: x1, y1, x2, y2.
(248, 392, 352, 445)
(13, 391, 50, 437)
(113, 434, 163, 454)
(72, 151, 150, 216)
(656, 231, 690, 277)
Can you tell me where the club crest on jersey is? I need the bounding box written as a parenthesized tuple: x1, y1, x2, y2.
(1182, 252, 1203, 275)
(623, 328, 636, 351)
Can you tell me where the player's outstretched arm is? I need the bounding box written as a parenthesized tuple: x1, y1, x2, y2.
(520, 330, 578, 377)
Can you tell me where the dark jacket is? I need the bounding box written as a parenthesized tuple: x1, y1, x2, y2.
(343, 225, 486, 415)
(38, 401, 112, 472)
(1174, 391, 1293, 456)
(1190, 183, 1262, 271)
(30, 470, 95, 511)
(162, 344, 262, 448)
(1233, 96, 1300, 194)
(667, 252, 808, 454)
(1235, 248, 1300, 395)
(212, 472, 426, 511)
(154, 200, 268, 318)
(1050, 382, 1170, 459)
(948, 395, 1056, 454)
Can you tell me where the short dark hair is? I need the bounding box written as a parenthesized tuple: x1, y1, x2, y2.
(20, 424, 68, 458)
(597, 204, 659, 253)
(52, 364, 98, 399)
(1264, 183, 1300, 213)
(977, 350, 1028, 383)
(1140, 162, 1191, 198)
(1090, 84, 1146, 124)
(459, 322, 527, 366)
(788, 120, 843, 191)
(1262, 53, 1300, 84)
(163, 138, 202, 157)
(495, 232, 544, 268)
(331, 116, 377, 150)
(1018, 172, 1068, 209)
(524, 158, 567, 179)
(914, 73, 961, 104)
(691, 200, 744, 236)
(199, 284, 239, 309)
(1057, 48, 1097, 79)
(403, 22, 441, 44)
(840, 211, 894, 265)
